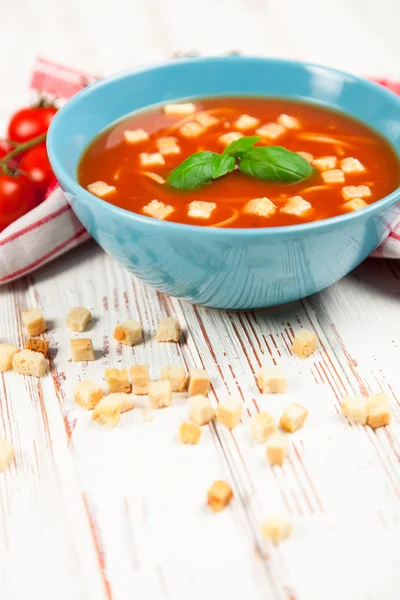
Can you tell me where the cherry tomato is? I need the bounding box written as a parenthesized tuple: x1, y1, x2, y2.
(0, 140, 12, 159)
(7, 105, 57, 144)
(19, 144, 54, 200)
(0, 174, 37, 232)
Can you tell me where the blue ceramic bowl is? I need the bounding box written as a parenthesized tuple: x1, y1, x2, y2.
(47, 57, 400, 309)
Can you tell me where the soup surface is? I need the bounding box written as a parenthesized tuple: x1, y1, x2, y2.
(78, 97, 399, 228)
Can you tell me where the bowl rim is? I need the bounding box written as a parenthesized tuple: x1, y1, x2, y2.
(47, 55, 400, 238)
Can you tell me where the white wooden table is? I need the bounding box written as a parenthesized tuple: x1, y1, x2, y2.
(1, 1, 400, 599)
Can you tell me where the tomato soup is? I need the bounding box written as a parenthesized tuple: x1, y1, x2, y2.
(78, 97, 399, 228)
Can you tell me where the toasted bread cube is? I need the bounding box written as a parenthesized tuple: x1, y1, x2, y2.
(70, 338, 95, 362)
(179, 421, 201, 444)
(340, 157, 365, 174)
(342, 185, 371, 200)
(156, 317, 181, 343)
(280, 403, 308, 433)
(188, 395, 215, 425)
(123, 128, 149, 144)
(25, 338, 49, 356)
(367, 393, 391, 429)
(266, 432, 289, 466)
(312, 156, 337, 171)
(179, 122, 205, 138)
(280, 195, 312, 218)
(139, 152, 165, 167)
(149, 380, 172, 409)
(250, 412, 277, 443)
(0, 439, 14, 472)
(156, 136, 180, 156)
(234, 114, 260, 131)
(12, 349, 48, 377)
(129, 365, 149, 395)
(217, 396, 243, 430)
(207, 480, 233, 512)
(243, 197, 276, 218)
(187, 200, 216, 219)
(22, 309, 46, 336)
(256, 122, 286, 140)
(277, 114, 300, 130)
(0, 344, 20, 372)
(105, 368, 131, 393)
(74, 380, 103, 410)
(297, 151, 313, 163)
(341, 395, 369, 425)
(218, 132, 243, 146)
(141, 171, 165, 185)
(142, 199, 174, 220)
(92, 393, 135, 427)
(292, 329, 317, 358)
(66, 306, 92, 332)
(343, 198, 368, 212)
(87, 181, 116, 198)
(188, 369, 210, 396)
(258, 366, 287, 394)
(261, 514, 292, 545)
(321, 169, 345, 183)
(161, 365, 187, 392)
(113, 319, 142, 346)
(194, 112, 219, 128)
(164, 102, 196, 116)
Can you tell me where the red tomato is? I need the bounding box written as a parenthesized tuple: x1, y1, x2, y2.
(19, 144, 54, 200)
(0, 174, 37, 232)
(7, 105, 57, 144)
(0, 140, 12, 159)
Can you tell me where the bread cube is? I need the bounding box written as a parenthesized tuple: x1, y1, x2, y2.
(219, 132, 243, 146)
(217, 396, 243, 430)
(161, 365, 187, 392)
(321, 169, 345, 183)
(292, 329, 317, 358)
(340, 157, 365, 174)
(280, 403, 308, 433)
(179, 122, 205, 138)
(261, 514, 292, 545)
(207, 480, 233, 512)
(156, 317, 181, 342)
(266, 432, 289, 466)
(194, 112, 219, 128)
(187, 200, 216, 219)
(22, 309, 46, 336)
(0, 343, 20, 372)
(139, 152, 165, 167)
(341, 395, 369, 425)
(87, 181, 116, 198)
(312, 156, 337, 171)
(70, 338, 95, 362)
(297, 151, 314, 163)
(123, 128, 149, 144)
(141, 171, 165, 185)
(129, 365, 149, 395)
(0, 439, 14, 472)
(74, 380, 103, 410)
(113, 319, 142, 346)
(163, 102, 197, 115)
(12, 349, 48, 377)
(149, 380, 172, 409)
(188, 395, 215, 425)
(179, 421, 201, 444)
(142, 199, 174, 220)
(243, 197, 276, 218)
(257, 366, 287, 394)
(92, 393, 135, 427)
(343, 198, 368, 212)
(367, 393, 391, 429)
(25, 338, 49, 356)
(156, 136, 180, 156)
(105, 368, 131, 393)
(277, 114, 300, 130)
(342, 185, 371, 200)
(188, 368, 210, 396)
(251, 412, 277, 443)
(280, 195, 312, 217)
(234, 114, 260, 131)
(66, 306, 92, 332)
(256, 122, 286, 140)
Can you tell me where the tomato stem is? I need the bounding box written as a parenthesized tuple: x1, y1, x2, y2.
(0, 132, 47, 163)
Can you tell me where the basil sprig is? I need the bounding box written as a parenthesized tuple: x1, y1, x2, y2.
(167, 136, 313, 189)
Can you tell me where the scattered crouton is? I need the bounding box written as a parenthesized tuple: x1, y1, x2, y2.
(217, 396, 243, 430)
(341, 395, 369, 425)
(74, 380, 103, 410)
(70, 338, 95, 362)
(321, 169, 345, 183)
(261, 514, 293, 545)
(342, 185, 371, 200)
(256, 122, 286, 139)
(367, 393, 391, 429)
(123, 128, 149, 144)
(257, 366, 287, 394)
(297, 151, 314, 163)
(250, 412, 277, 443)
(218, 132, 243, 146)
(129, 365, 150, 395)
(179, 122, 205, 138)
(161, 365, 187, 392)
(187, 200, 217, 219)
(280, 403, 308, 433)
(92, 393, 135, 427)
(156, 317, 181, 342)
(142, 200, 174, 220)
(291, 330, 317, 358)
(207, 480, 233, 512)
(234, 114, 260, 131)
(343, 198, 368, 212)
(22, 309, 46, 336)
(164, 103, 197, 116)
(188, 395, 215, 425)
(194, 112, 219, 128)
(149, 380, 172, 409)
(340, 157, 365, 174)
(280, 196, 312, 217)
(12, 349, 48, 377)
(277, 114, 300, 130)
(188, 368, 210, 396)
(87, 181, 116, 198)
(113, 319, 142, 346)
(243, 197, 276, 218)
(25, 338, 49, 356)
(105, 368, 131, 393)
(0, 439, 15, 472)
(156, 136, 180, 155)
(66, 307, 92, 332)
(139, 152, 165, 167)
(0, 343, 20, 372)
(266, 432, 289, 466)
(179, 421, 201, 445)
(312, 156, 337, 171)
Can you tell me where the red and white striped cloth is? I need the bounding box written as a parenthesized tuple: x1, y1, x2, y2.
(0, 60, 399, 285)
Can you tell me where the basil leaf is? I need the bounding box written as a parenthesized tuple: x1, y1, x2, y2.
(223, 135, 261, 158)
(212, 154, 236, 179)
(239, 146, 314, 182)
(168, 151, 219, 189)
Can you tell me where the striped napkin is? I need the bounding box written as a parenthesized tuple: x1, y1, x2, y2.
(0, 59, 398, 285)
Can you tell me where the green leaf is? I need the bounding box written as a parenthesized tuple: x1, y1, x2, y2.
(212, 154, 236, 179)
(168, 151, 219, 189)
(239, 146, 314, 182)
(223, 135, 261, 158)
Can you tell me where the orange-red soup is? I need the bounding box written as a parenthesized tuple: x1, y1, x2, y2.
(78, 97, 399, 228)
